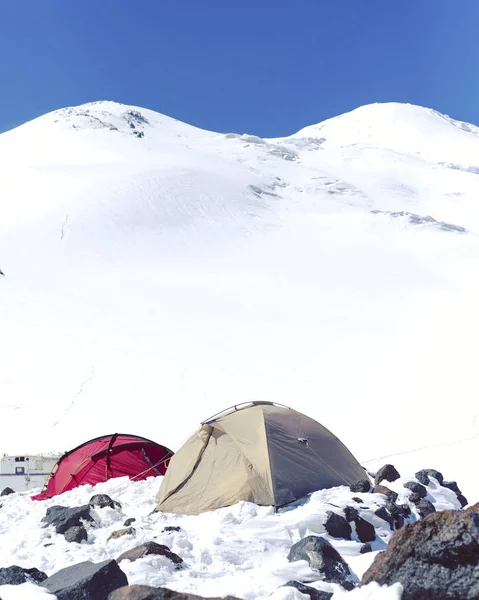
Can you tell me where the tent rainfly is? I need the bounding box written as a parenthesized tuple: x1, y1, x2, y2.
(32, 433, 173, 501)
(155, 402, 367, 515)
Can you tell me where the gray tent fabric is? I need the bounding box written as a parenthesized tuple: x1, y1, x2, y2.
(156, 403, 367, 515)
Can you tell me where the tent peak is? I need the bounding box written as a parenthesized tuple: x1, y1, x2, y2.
(202, 401, 292, 424)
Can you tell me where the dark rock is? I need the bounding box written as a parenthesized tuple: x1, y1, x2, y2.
(349, 479, 371, 493)
(108, 585, 243, 599)
(162, 526, 181, 533)
(354, 516, 376, 543)
(64, 525, 88, 543)
(285, 581, 332, 600)
(0, 487, 15, 497)
(343, 506, 359, 522)
(374, 464, 400, 485)
(442, 480, 461, 494)
(404, 481, 427, 499)
(416, 500, 436, 519)
(361, 508, 479, 599)
(351, 497, 363, 504)
(0, 566, 48, 585)
(414, 470, 430, 486)
(42, 505, 94, 534)
(324, 511, 352, 540)
(409, 492, 422, 504)
(360, 543, 372, 554)
(374, 507, 394, 530)
(89, 494, 121, 510)
(117, 542, 183, 566)
(421, 469, 444, 484)
(400, 504, 411, 517)
(124, 518, 136, 527)
(108, 527, 135, 542)
(457, 494, 469, 508)
(287, 535, 354, 589)
(373, 485, 398, 502)
(42, 560, 127, 600)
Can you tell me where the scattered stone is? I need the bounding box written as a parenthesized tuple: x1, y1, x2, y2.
(457, 494, 469, 508)
(124, 518, 136, 527)
(355, 516, 376, 543)
(117, 541, 183, 566)
(349, 479, 371, 493)
(414, 470, 430, 486)
(374, 464, 400, 485)
(374, 507, 394, 531)
(416, 500, 436, 519)
(442, 480, 461, 494)
(162, 526, 181, 533)
(373, 485, 398, 502)
(0, 566, 48, 585)
(343, 506, 359, 522)
(287, 535, 355, 589)
(89, 494, 121, 510)
(423, 469, 443, 484)
(361, 508, 479, 599)
(351, 497, 363, 504)
(359, 543, 372, 554)
(42, 560, 128, 600)
(64, 525, 88, 543)
(403, 481, 427, 499)
(0, 487, 15, 497)
(285, 581, 333, 600)
(408, 492, 421, 504)
(42, 505, 94, 534)
(324, 511, 352, 540)
(108, 585, 243, 599)
(108, 527, 136, 542)
(400, 504, 411, 517)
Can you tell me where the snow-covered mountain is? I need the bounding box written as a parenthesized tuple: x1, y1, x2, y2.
(1, 101, 478, 502)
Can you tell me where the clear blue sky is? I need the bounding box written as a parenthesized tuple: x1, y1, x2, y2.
(1, 0, 478, 136)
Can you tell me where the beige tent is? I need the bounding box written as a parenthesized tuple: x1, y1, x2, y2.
(156, 402, 367, 515)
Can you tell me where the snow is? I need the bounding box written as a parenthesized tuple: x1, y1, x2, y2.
(0, 474, 457, 599)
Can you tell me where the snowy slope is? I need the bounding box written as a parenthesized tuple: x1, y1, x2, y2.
(0, 101, 478, 504)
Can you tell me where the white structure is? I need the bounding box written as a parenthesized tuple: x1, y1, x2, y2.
(0, 454, 61, 493)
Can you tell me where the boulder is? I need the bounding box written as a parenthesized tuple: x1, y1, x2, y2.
(42, 560, 128, 600)
(442, 480, 461, 494)
(374, 464, 400, 485)
(354, 516, 376, 543)
(349, 479, 371, 493)
(359, 543, 372, 554)
(324, 511, 351, 540)
(361, 508, 479, 599)
(0, 565, 47, 585)
(90, 494, 121, 510)
(374, 507, 394, 530)
(108, 585, 243, 599)
(117, 542, 183, 566)
(351, 497, 363, 504)
(42, 504, 94, 534)
(287, 535, 355, 589)
(457, 494, 469, 508)
(64, 525, 88, 543)
(124, 518, 136, 527)
(162, 526, 181, 533)
(343, 506, 359, 522)
(408, 492, 422, 504)
(373, 485, 398, 502)
(108, 527, 136, 542)
(284, 581, 332, 600)
(416, 500, 436, 519)
(0, 487, 15, 497)
(418, 468, 443, 485)
(403, 481, 427, 498)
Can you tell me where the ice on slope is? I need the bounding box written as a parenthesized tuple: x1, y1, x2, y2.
(0, 101, 478, 503)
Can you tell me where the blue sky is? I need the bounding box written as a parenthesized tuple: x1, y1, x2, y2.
(1, 0, 478, 136)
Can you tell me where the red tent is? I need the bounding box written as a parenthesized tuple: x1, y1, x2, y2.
(32, 433, 173, 501)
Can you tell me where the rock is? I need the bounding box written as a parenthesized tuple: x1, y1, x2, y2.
(42, 560, 128, 600)
(285, 581, 332, 600)
(349, 479, 371, 493)
(0, 487, 15, 497)
(408, 492, 421, 504)
(124, 518, 136, 527)
(442, 480, 461, 494)
(162, 526, 181, 533)
(360, 543, 372, 554)
(108, 527, 136, 542)
(108, 585, 243, 599)
(373, 485, 398, 502)
(361, 508, 479, 599)
(466, 502, 479, 513)
(420, 468, 443, 484)
(414, 470, 430, 486)
(374, 464, 400, 485)
(343, 506, 359, 522)
(42, 504, 94, 534)
(0, 565, 48, 585)
(64, 525, 88, 543)
(287, 535, 354, 589)
(89, 494, 121, 510)
(374, 507, 394, 531)
(351, 497, 363, 504)
(324, 511, 352, 540)
(457, 494, 469, 508)
(400, 504, 411, 517)
(403, 481, 427, 498)
(354, 516, 376, 543)
(117, 542, 183, 566)
(416, 500, 436, 519)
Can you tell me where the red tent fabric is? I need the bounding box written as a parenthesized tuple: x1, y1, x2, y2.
(32, 433, 173, 501)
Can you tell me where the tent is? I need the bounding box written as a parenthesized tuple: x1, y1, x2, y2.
(155, 402, 367, 515)
(32, 433, 173, 501)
